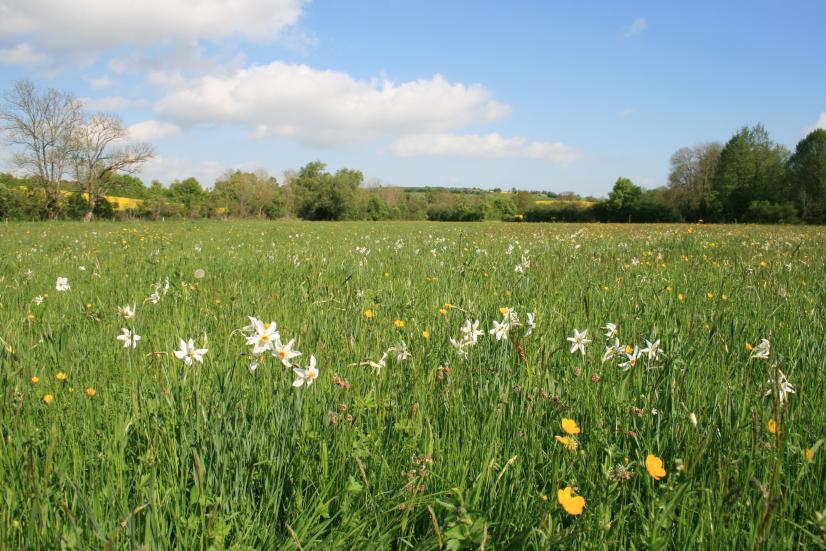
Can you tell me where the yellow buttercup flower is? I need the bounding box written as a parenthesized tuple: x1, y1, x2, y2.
(42, 394, 54, 404)
(804, 448, 814, 461)
(645, 454, 667, 480)
(421, 330, 430, 339)
(439, 308, 448, 316)
(768, 419, 777, 434)
(31, 376, 40, 384)
(85, 387, 97, 397)
(557, 486, 585, 516)
(55, 372, 68, 381)
(394, 319, 405, 329)
(363, 309, 374, 319)
(561, 418, 580, 435)
(555, 435, 578, 451)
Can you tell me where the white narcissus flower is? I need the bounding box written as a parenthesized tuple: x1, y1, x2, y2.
(292, 355, 319, 387)
(33, 295, 44, 305)
(174, 338, 208, 366)
(461, 319, 484, 343)
(272, 337, 301, 367)
(393, 341, 411, 362)
(55, 277, 70, 291)
(602, 323, 618, 339)
(116, 328, 141, 349)
(490, 319, 510, 341)
(246, 319, 279, 355)
(619, 346, 641, 371)
(641, 339, 661, 360)
(601, 338, 624, 363)
(751, 339, 771, 360)
(118, 305, 136, 319)
(525, 313, 536, 337)
(567, 329, 591, 355)
(765, 371, 795, 404)
(147, 290, 160, 304)
(449, 337, 469, 359)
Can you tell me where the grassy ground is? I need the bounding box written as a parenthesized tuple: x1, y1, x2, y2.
(0, 220, 824, 549)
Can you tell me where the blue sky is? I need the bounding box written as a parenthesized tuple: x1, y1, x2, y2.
(1, 0, 824, 196)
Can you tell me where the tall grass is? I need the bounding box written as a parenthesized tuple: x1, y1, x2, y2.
(0, 221, 823, 549)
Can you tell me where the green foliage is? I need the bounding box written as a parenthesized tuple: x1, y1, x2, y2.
(292, 162, 363, 220)
(786, 129, 826, 223)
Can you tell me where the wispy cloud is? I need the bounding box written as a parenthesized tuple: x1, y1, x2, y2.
(619, 107, 639, 118)
(0, 43, 47, 65)
(807, 112, 826, 133)
(625, 18, 648, 37)
(391, 133, 582, 164)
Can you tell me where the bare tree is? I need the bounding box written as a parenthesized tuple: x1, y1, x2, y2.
(71, 113, 154, 220)
(668, 142, 722, 217)
(0, 80, 83, 217)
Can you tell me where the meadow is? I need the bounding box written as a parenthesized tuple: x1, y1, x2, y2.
(0, 220, 824, 549)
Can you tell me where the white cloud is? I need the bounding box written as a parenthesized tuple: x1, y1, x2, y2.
(0, 42, 46, 65)
(619, 107, 638, 118)
(625, 18, 648, 36)
(0, 0, 306, 53)
(807, 112, 826, 133)
(138, 156, 228, 187)
(89, 76, 115, 90)
(128, 120, 182, 142)
(81, 96, 144, 111)
(154, 62, 510, 147)
(391, 133, 582, 164)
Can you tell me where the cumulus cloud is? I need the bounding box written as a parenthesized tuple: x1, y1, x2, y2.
(128, 120, 182, 141)
(0, 0, 306, 53)
(89, 76, 115, 90)
(625, 18, 648, 36)
(808, 112, 826, 133)
(391, 133, 582, 164)
(0, 42, 46, 65)
(81, 96, 145, 111)
(154, 62, 510, 147)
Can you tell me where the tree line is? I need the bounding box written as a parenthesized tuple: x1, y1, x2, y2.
(2, 82, 825, 224)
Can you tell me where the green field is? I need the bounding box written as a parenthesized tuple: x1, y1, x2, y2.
(1, 221, 824, 549)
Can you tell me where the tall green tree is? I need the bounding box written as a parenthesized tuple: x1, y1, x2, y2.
(786, 129, 826, 223)
(710, 124, 790, 221)
(291, 161, 362, 220)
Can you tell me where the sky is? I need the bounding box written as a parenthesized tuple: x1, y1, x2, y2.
(1, 0, 825, 197)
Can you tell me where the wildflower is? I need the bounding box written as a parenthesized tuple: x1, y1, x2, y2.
(641, 339, 661, 360)
(645, 454, 667, 480)
(619, 346, 641, 371)
(249, 354, 262, 373)
(804, 448, 815, 461)
(677, 293, 685, 302)
(764, 371, 795, 404)
(767, 419, 777, 434)
(449, 337, 469, 359)
(55, 277, 70, 292)
(56, 371, 67, 382)
(601, 338, 624, 363)
(567, 329, 591, 355)
(85, 387, 96, 397)
(438, 308, 448, 316)
(460, 319, 484, 343)
(273, 337, 301, 367)
(750, 339, 771, 360)
(173, 338, 208, 366)
(561, 418, 581, 435)
(421, 330, 430, 339)
(31, 376, 40, 383)
(557, 486, 585, 516)
(194, 269, 205, 279)
(363, 309, 375, 319)
(489, 319, 510, 341)
(246, 319, 279, 354)
(525, 313, 536, 337)
(394, 319, 405, 329)
(147, 290, 160, 304)
(555, 435, 578, 451)
(292, 355, 319, 388)
(116, 328, 141, 349)
(33, 295, 44, 305)
(706, 292, 714, 300)
(602, 322, 618, 339)
(689, 413, 698, 427)
(43, 394, 54, 404)
(392, 341, 411, 362)
(118, 305, 136, 319)
(608, 464, 633, 483)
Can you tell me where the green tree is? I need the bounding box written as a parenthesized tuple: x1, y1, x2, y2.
(605, 177, 642, 221)
(710, 124, 790, 221)
(169, 177, 206, 216)
(291, 162, 362, 220)
(786, 129, 826, 223)
(213, 169, 284, 219)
